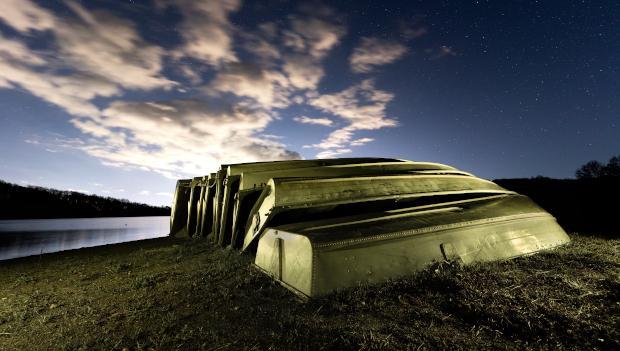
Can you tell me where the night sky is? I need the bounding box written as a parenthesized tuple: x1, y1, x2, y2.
(0, 0, 618, 206)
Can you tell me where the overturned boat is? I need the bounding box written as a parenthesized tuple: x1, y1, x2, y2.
(170, 158, 569, 297)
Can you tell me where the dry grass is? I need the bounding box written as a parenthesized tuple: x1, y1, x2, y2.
(0, 233, 618, 350)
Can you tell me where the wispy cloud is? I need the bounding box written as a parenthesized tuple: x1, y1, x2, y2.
(69, 99, 300, 178)
(282, 55, 325, 90)
(239, 22, 281, 64)
(350, 137, 374, 146)
(429, 45, 458, 60)
(59, 1, 175, 90)
(284, 6, 346, 59)
(307, 79, 398, 156)
(206, 62, 292, 109)
(280, 4, 346, 90)
(0, 1, 173, 117)
(23, 138, 40, 145)
(293, 116, 334, 126)
(316, 148, 352, 159)
(0, 0, 55, 33)
(0, 0, 418, 179)
(350, 37, 408, 73)
(0, 34, 46, 65)
(0, 33, 119, 116)
(163, 0, 241, 67)
(260, 134, 285, 140)
(398, 18, 428, 40)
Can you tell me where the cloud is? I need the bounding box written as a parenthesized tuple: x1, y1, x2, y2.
(309, 79, 397, 130)
(68, 99, 301, 178)
(430, 45, 458, 60)
(0, 35, 120, 116)
(2, 1, 408, 181)
(205, 4, 347, 106)
(316, 148, 352, 159)
(0, 1, 173, 117)
(306, 79, 397, 155)
(0, 0, 55, 33)
(57, 1, 174, 90)
(304, 126, 355, 150)
(163, 0, 241, 66)
(285, 9, 346, 59)
(278, 4, 345, 90)
(206, 62, 291, 109)
(350, 37, 408, 73)
(398, 18, 428, 40)
(290, 95, 305, 104)
(0, 34, 46, 65)
(293, 116, 334, 126)
(1, 1, 337, 179)
(350, 137, 374, 146)
(260, 134, 284, 140)
(282, 55, 325, 90)
(240, 24, 281, 64)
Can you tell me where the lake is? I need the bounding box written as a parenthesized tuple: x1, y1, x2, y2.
(0, 216, 170, 261)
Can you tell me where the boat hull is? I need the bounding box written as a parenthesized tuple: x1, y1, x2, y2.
(255, 195, 570, 297)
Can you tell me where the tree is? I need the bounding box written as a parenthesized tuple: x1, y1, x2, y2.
(602, 156, 620, 177)
(575, 160, 604, 179)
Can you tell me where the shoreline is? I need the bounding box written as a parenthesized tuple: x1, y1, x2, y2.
(0, 236, 175, 264)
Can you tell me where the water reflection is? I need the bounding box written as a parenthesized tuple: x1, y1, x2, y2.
(0, 216, 170, 261)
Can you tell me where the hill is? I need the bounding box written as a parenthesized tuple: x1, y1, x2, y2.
(0, 180, 169, 219)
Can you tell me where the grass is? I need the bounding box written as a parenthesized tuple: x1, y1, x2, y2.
(0, 233, 618, 350)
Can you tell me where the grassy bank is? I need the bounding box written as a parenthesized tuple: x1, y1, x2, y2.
(0, 234, 618, 350)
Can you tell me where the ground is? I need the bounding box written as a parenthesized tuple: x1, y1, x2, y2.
(0, 233, 618, 350)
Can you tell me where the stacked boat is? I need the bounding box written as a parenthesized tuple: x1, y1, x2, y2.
(169, 158, 569, 297)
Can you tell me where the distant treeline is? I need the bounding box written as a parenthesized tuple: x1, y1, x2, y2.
(495, 177, 619, 236)
(575, 155, 620, 179)
(0, 180, 170, 219)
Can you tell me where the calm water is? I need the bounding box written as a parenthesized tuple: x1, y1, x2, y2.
(0, 216, 170, 261)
